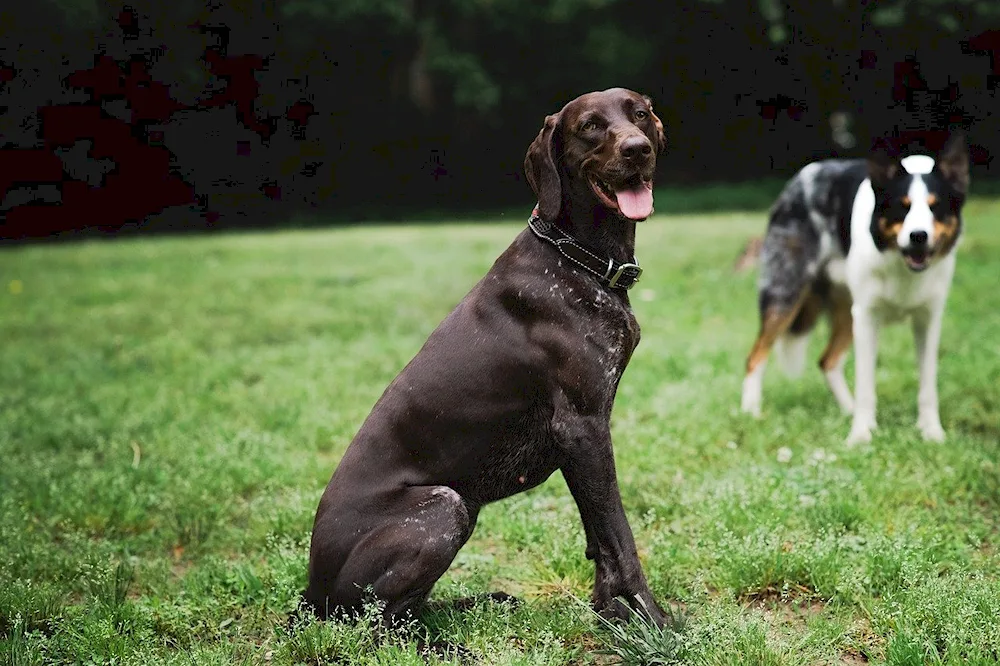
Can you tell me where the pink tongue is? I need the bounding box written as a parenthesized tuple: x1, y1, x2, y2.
(615, 184, 653, 220)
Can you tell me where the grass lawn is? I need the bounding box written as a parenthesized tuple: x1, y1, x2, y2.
(2, 199, 1000, 665)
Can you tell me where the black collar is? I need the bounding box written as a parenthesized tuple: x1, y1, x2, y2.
(526, 205, 643, 290)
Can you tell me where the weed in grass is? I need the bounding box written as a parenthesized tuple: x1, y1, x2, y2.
(585, 594, 689, 666)
(281, 597, 448, 666)
(83, 559, 135, 618)
(171, 507, 218, 553)
(884, 632, 927, 666)
(0, 580, 64, 637)
(0, 619, 43, 666)
(678, 601, 797, 666)
(871, 572, 1000, 664)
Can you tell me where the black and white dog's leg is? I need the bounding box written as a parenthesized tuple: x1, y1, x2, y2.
(819, 285, 854, 414)
(742, 288, 811, 418)
(742, 223, 819, 418)
(847, 304, 879, 445)
(913, 306, 946, 442)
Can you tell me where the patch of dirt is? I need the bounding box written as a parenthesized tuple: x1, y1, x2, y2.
(816, 615, 885, 666)
(741, 584, 822, 606)
(744, 588, 827, 630)
(839, 648, 870, 664)
(573, 634, 616, 664)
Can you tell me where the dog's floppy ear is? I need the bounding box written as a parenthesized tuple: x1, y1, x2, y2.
(524, 113, 562, 221)
(935, 131, 970, 195)
(867, 137, 903, 191)
(643, 95, 667, 151)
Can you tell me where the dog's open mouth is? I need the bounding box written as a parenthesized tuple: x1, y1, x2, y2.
(902, 247, 931, 272)
(589, 173, 654, 221)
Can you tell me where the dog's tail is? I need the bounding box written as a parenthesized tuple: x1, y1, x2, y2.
(773, 331, 811, 378)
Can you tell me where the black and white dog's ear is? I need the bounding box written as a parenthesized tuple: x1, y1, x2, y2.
(936, 131, 970, 195)
(867, 137, 903, 191)
(524, 113, 563, 221)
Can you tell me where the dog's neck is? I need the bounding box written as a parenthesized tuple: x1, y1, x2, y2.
(554, 198, 638, 267)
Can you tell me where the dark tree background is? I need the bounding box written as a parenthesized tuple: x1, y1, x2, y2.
(0, 0, 997, 240)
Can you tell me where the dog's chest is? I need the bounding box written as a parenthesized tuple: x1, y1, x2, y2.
(572, 286, 640, 406)
(852, 253, 956, 322)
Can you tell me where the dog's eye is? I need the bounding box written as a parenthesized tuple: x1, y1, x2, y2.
(582, 121, 599, 132)
(882, 201, 908, 219)
(635, 109, 648, 120)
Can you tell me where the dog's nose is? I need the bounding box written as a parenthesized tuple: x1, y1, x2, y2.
(910, 230, 929, 245)
(620, 135, 652, 161)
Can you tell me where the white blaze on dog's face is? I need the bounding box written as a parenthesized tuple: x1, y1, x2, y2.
(896, 155, 935, 259)
(866, 135, 969, 273)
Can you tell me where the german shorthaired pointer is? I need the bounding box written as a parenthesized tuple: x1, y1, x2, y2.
(305, 88, 669, 627)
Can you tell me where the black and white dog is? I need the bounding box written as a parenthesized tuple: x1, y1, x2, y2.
(740, 133, 970, 445)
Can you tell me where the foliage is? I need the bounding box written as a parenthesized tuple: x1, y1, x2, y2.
(0, 0, 994, 225)
(587, 595, 689, 665)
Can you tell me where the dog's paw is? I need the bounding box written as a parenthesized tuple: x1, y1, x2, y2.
(845, 412, 877, 447)
(918, 419, 946, 443)
(845, 424, 873, 447)
(740, 393, 762, 419)
(595, 594, 667, 629)
(740, 375, 764, 418)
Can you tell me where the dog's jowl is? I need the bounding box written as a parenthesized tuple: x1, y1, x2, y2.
(305, 88, 670, 626)
(740, 132, 969, 444)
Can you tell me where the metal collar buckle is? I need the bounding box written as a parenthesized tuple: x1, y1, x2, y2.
(606, 262, 642, 289)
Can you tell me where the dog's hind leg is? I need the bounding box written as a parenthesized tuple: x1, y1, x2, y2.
(741, 286, 810, 417)
(818, 285, 854, 414)
(305, 485, 474, 622)
(775, 285, 826, 378)
(741, 220, 822, 417)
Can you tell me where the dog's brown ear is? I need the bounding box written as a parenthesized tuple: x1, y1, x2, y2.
(524, 113, 562, 221)
(643, 95, 667, 151)
(936, 131, 970, 194)
(867, 137, 903, 191)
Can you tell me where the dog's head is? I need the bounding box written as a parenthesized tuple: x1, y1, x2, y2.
(524, 88, 666, 223)
(867, 132, 970, 272)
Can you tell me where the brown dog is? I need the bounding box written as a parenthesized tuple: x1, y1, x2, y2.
(304, 88, 669, 626)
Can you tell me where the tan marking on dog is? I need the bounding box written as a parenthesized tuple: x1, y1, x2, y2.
(877, 217, 904, 249)
(819, 291, 853, 371)
(745, 288, 811, 374)
(933, 214, 960, 256)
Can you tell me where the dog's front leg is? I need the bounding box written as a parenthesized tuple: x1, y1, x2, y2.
(913, 306, 946, 442)
(848, 305, 879, 445)
(560, 420, 666, 627)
